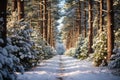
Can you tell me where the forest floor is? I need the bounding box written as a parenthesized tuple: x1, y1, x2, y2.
(17, 55, 120, 80)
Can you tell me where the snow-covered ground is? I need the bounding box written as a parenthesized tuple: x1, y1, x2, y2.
(17, 55, 120, 80)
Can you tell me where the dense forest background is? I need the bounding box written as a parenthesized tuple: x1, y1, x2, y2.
(0, 0, 120, 80)
(62, 0, 120, 67)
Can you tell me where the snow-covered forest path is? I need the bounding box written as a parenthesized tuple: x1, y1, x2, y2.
(17, 55, 120, 80)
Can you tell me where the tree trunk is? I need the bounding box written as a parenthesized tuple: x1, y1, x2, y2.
(75, 20, 79, 47)
(17, 0, 24, 20)
(40, 0, 43, 38)
(84, 1, 87, 37)
(50, 18, 53, 47)
(100, 0, 103, 32)
(43, 0, 48, 41)
(67, 31, 71, 49)
(0, 0, 7, 47)
(88, 0, 93, 53)
(97, 1, 100, 30)
(76, 8, 80, 45)
(107, 0, 114, 61)
(78, 1, 81, 35)
(66, 34, 69, 49)
(12, 0, 17, 11)
(70, 29, 73, 48)
(47, 10, 51, 44)
(47, 2, 51, 44)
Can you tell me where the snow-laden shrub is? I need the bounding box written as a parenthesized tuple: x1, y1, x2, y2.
(65, 48, 76, 57)
(0, 11, 24, 80)
(108, 29, 120, 69)
(74, 36, 88, 60)
(7, 11, 43, 70)
(8, 21, 44, 70)
(92, 31, 107, 66)
(6, 7, 56, 71)
(74, 36, 84, 58)
(42, 45, 57, 59)
(114, 1, 120, 30)
(108, 48, 120, 69)
(78, 38, 88, 60)
(114, 29, 120, 48)
(0, 46, 24, 80)
(31, 30, 56, 60)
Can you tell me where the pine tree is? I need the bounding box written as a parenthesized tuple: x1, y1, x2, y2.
(107, 0, 114, 61)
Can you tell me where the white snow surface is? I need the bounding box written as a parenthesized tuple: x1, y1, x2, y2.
(17, 55, 120, 80)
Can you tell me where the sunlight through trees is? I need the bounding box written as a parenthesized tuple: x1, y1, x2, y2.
(0, 0, 120, 80)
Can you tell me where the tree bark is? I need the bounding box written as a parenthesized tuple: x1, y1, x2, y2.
(43, 0, 48, 41)
(88, 0, 93, 53)
(67, 31, 71, 49)
(84, 1, 87, 37)
(40, 0, 43, 38)
(47, 1, 51, 45)
(12, 0, 17, 11)
(50, 18, 53, 47)
(107, 0, 114, 61)
(97, 1, 100, 30)
(78, 1, 81, 35)
(17, 0, 24, 20)
(76, 8, 80, 45)
(100, 0, 103, 32)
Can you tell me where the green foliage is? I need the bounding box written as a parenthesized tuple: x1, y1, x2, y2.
(78, 38, 88, 60)
(114, 0, 120, 30)
(115, 29, 120, 47)
(92, 31, 107, 66)
(7, 10, 56, 71)
(8, 21, 40, 70)
(108, 50, 120, 69)
(65, 48, 76, 57)
(74, 36, 89, 60)
(0, 0, 58, 79)
(108, 29, 120, 69)
(77, 53, 88, 60)
(0, 46, 24, 80)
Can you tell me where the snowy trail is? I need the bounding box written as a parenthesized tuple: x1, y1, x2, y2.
(17, 55, 60, 80)
(17, 55, 120, 80)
